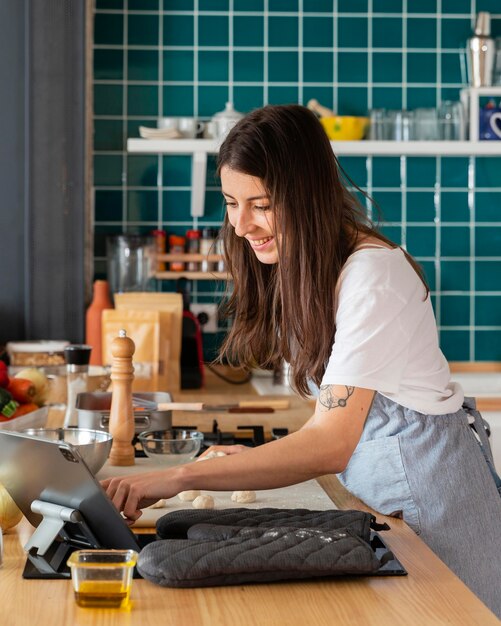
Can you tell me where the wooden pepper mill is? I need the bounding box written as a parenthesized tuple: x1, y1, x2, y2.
(108, 329, 136, 466)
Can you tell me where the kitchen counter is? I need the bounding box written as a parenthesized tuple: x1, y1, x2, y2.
(1, 367, 499, 625)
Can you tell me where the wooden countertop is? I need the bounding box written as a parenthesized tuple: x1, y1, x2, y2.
(1, 366, 498, 625)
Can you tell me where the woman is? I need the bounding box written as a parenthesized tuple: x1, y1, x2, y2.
(103, 105, 501, 616)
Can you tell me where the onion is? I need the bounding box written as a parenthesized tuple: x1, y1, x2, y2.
(14, 368, 50, 406)
(0, 483, 23, 530)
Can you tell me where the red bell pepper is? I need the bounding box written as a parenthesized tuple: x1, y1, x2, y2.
(0, 361, 9, 388)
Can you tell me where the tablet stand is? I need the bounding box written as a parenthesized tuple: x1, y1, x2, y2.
(23, 499, 100, 579)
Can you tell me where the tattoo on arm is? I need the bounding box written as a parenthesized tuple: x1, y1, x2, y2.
(319, 385, 355, 410)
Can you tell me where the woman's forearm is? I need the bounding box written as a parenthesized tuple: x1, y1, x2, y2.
(176, 424, 348, 493)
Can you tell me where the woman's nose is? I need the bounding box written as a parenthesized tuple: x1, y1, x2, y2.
(233, 208, 252, 237)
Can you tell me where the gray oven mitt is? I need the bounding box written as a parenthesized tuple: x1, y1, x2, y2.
(155, 508, 387, 543)
(137, 523, 385, 588)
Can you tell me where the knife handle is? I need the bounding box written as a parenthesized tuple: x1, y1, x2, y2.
(228, 407, 274, 414)
(156, 402, 205, 411)
(238, 399, 290, 410)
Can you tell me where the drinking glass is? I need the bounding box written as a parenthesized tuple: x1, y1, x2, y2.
(388, 110, 414, 141)
(368, 109, 389, 140)
(493, 37, 501, 86)
(414, 108, 439, 141)
(438, 101, 465, 140)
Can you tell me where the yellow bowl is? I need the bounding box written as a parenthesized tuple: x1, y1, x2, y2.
(320, 116, 369, 141)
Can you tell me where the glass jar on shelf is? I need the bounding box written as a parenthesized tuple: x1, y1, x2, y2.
(186, 229, 201, 271)
(200, 227, 217, 272)
(168, 234, 186, 271)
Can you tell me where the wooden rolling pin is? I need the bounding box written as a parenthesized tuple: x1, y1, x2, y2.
(132, 398, 290, 412)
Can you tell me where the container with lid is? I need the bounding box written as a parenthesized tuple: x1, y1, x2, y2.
(63, 344, 92, 428)
(211, 102, 244, 140)
(186, 229, 201, 271)
(169, 234, 186, 271)
(6, 340, 69, 367)
(151, 229, 167, 271)
(200, 228, 217, 272)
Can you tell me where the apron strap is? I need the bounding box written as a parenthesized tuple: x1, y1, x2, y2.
(463, 396, 501, 496)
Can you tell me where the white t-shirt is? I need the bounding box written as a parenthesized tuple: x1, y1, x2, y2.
(321, 246, 464, 415)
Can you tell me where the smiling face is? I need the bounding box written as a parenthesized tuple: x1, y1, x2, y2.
(220, 165, 279, 264)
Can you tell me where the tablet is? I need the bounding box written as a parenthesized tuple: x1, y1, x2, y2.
(0, 430, 153, 577)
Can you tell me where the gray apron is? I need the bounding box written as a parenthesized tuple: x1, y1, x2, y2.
(338, 393, 501, 618)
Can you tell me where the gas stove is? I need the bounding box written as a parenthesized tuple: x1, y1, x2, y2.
(133, 419, 289, 457)
(186, 419, 290, 451)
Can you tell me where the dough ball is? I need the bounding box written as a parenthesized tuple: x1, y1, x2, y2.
(178, 490, 201, 502)
(192, 495, 215, 509)
(146, 499, 167, 509)
(231, 490, 256, 504)
(196, 451, 227, 462)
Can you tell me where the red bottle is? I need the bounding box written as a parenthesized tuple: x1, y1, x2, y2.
(85, 280, 113, 365)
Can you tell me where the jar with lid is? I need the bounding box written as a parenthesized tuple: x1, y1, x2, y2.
(151, 229, 167, 271)
(216, 238, 226, 273)
(200, 227, 217, 272)
(186, 229, 201, 271)
(169, 234, 186, 271)
(63, 344, 92, 428)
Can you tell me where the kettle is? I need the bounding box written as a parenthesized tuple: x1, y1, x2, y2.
(211, 102, 244, 140)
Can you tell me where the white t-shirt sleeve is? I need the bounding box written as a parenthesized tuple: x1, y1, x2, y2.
(321, 257, 414, 393)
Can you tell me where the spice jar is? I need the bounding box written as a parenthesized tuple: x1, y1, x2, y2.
(152, 229, 167, 271)
(200, 227, 217, 272)
(216, 238, 226, 273)
(186, 229, 201, 271)
(169, 234, 186, 271)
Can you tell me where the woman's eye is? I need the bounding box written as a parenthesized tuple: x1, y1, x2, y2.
(254, 205, 271, 211)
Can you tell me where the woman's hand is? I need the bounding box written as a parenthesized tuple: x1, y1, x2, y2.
(101, 469, 182, 524)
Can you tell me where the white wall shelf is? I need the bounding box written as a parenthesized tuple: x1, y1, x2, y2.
(128, 137, 501, 156)
(127, 137, 501, 217)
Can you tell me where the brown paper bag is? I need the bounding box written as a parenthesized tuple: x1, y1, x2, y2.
(113, 292, 182, 392)
(102, 309, 161, 392)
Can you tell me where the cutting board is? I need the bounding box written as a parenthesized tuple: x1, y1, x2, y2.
(97, 458, 337, 528)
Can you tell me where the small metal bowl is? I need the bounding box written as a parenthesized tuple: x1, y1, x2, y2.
(138, 429, 203, 466)
(23, 427, 112, 474)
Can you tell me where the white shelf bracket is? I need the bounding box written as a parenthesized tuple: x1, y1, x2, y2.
(191, 151, 207, 217)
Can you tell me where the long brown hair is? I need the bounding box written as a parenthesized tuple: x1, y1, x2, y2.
(216, 104, 427, 397)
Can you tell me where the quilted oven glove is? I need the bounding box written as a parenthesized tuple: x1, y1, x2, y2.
(155, 507, 388, 543)
(137, 523, 386, 588)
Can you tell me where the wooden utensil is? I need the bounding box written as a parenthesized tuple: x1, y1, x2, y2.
(108, 329, 136, 466)
(132, 397, 290, 412)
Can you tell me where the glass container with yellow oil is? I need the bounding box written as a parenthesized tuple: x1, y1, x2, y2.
(67, 549, 138, 609)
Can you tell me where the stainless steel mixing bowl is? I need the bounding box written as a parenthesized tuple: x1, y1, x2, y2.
(23, 427, 112, 474)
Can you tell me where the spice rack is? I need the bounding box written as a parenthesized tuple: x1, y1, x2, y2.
(155, 253, 229, 280)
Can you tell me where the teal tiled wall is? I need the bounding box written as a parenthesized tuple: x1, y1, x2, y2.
(93, 0, 501, 361)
